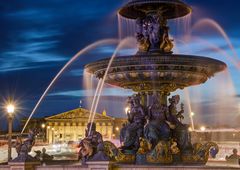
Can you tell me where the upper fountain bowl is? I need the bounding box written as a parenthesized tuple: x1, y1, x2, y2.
(85, 54, 227, 93)
(119, 0, 192, 19)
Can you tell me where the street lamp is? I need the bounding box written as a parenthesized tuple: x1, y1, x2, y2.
(6, 104, 15, 161)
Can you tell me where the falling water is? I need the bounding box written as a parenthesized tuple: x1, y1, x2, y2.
(188, 36, 239, 69)
(192, 18, 239, 64)
(88, 37, 137, 136)
(83, 70, 94, 111)
(184, 89, 195, 131)
(21, 39, 119, 134)
(118, 14, 136, 40)
(88, 78, 102, 123)
(174, 27, 239, 129)
(172, 13, 192, 38)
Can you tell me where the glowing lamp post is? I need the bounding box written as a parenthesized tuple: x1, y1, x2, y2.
(6, 104, 15, 161)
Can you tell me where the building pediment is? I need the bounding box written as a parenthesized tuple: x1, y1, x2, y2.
(45, 108, 113, 120)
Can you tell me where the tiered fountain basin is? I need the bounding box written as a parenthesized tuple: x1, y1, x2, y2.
(85, 54, 227, 93)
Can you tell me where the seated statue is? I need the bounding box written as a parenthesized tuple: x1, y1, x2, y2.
(167, 95, 184, 127)
(85, 122, 103, 147)
(144, 94, 171, 149)
(167, 95, 192, 154)
(120, 95, 146, 152)
(79, 122, 109, 163)
(15, 135, 22, 156)
(13, 129, 38, 162)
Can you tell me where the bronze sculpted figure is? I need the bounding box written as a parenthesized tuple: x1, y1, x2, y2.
(136, 8, 173, 53)
(12, 129, 38, 162)
(144, 94, 171, 149)
(167, 95, 184, 127)
(78, 122, 110, 163)
(120, 95, 146, 152)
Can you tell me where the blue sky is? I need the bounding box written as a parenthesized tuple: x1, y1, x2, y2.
(0, 0, 240, 130)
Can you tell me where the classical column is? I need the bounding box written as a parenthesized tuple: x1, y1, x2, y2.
(63, 122, 66, 142)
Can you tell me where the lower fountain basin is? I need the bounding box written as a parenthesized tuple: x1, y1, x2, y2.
(84, 54, 227, 93)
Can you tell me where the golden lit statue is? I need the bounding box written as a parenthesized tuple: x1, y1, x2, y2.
(160, 26, 174, 53)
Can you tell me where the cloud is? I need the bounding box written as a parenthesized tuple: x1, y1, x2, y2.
(68, 69, 84, 76)
(0, 28, 67, 72)
(20, 30, 62, 40)
(5, 9, 55, 23)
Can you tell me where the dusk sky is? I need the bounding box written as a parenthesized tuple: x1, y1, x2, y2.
(0, 0, 240, 131)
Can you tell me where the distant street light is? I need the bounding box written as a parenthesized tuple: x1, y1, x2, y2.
(190, 112, 195, 117)
(125, 107, 130, 114)
(6, 104, 15, 161)
(41, 123, 46, 129)
(189, 111, 195, 131)
(200, 126, 206, 132)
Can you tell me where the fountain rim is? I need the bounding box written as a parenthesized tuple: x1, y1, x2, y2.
(84, 54, 227, 93)
(118, 0, 192, 19)
(84, 54, 227, 69)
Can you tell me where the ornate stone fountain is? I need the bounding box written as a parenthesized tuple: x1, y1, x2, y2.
(83, 0, 227, 165)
